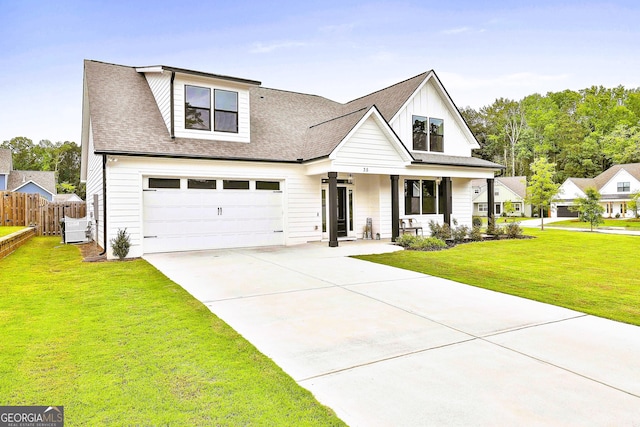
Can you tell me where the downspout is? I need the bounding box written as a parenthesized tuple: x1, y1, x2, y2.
(99, 154, 108, 255)
(170, 71, 176, 139)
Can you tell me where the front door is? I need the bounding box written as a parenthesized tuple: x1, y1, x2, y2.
(337, 186, 348, 237)
(322, 183, 354, 239)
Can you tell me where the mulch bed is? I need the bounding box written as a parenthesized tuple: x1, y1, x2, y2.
(77, 242, 107, 262)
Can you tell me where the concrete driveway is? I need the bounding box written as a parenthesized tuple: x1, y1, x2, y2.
(145, 241, 640, 426)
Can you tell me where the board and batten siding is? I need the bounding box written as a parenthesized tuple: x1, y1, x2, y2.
(103, 157, 321, 258)
(451, 178, 473, 227)
(144, 72, 172, 133)
(333, 116, 407, 169)
(84, 123, 104, 249)
(172, 75, 251, 143)
(391, 79, 473, 157)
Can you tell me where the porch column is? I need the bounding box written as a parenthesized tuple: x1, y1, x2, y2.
(442, 177, 452, 226)
(391, 175, 399, 241)
(487, 178, 495, 229)
(328, 172, 338, 247)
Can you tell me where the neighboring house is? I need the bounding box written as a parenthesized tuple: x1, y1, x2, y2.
(552, 163, 640, 218)
(80, 60, 503, 259)
(471, 176, 531, 217)
(53, 193, 83, 203)
(0, 149, 57, 201)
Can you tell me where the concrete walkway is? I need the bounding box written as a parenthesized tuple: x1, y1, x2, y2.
(145, 242, 640, 426)
(519, 217, 640, 236)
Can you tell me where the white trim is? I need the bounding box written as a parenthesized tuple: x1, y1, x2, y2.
(329, 106, 414, 163)
(12, 180, 55, 197)
(135, 66, 164, 74)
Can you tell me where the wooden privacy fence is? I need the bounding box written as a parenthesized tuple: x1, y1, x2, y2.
(0, 192, 87, 236)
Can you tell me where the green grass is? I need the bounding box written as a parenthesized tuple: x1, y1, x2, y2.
(551, 218, 640, 229)
(357, 229, 640, 326)
(0, 237, 345, 426)
(0, 226, 27, 237)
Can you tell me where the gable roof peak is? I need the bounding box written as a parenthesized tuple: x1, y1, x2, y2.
(346, 71, 432, 104)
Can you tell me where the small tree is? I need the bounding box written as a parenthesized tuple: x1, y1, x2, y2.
(110, 228, 131, 260)
(526, 156, 560, 230)
(628, 191, 640, 218)
(570, 187, 605, 231)
(504, 200, 516, 219)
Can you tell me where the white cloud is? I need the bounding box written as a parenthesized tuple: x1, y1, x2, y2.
(249, 41, 308, 54)
(441, 26, 472, 35)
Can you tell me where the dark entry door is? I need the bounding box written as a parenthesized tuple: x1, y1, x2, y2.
(337, 187, 348, 237)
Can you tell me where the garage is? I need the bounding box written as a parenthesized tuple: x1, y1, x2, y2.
(556, 205, 578, 218)
(143, 177, 284, 253)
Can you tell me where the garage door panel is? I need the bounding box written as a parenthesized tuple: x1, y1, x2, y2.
(143, 183, 284, 254)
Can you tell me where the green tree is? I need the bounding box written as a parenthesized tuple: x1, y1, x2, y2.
(504, 200, 515, 218)
(570, 187, 605, 231)
(628, 191, 640, 218)
(1, 136, 39, 169)
(526, 156, 560, 230)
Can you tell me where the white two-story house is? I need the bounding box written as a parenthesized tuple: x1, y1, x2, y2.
(553, 163, 640, 218)
(80, 60, 503, 258)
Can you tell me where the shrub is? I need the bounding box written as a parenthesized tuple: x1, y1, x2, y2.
(469, 224, 483, 242)
(472, 216, 483, 228)
(486, 220, 497, 236)
(110, 228, 131, 260)
(429, 221, 451, 240)
(408, 237, 447, 251)
(394, 233, 419, 248)
(451, 224, 469, 243)
(504, 222, 523, 238)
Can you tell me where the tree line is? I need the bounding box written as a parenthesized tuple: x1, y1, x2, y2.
(1, 136, 85, 199)
(461, 85, 640, 182)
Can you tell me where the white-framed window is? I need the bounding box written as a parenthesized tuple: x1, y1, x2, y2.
(617, 182, 630, 192)
(478, 203, 488, 213)
(185, 85, 239, 133)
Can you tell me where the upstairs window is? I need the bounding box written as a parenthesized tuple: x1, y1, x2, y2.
(412, 116, 444, 152)
(429, 118, 444, 152)
(185, 85, 211, 130)
(214, 90, 238, 133)
(617, 182, 630, 192)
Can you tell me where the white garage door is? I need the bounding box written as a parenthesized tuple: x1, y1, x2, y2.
(143, 178, 284, 254)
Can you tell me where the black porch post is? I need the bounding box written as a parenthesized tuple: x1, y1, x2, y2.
(442, 177, 452, 226)
(391, 175, 399, 241)
(487, 178, 495, 229)
(328, 172, 338, 247)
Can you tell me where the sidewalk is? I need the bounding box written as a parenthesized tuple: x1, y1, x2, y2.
(518, 217, 640, 236)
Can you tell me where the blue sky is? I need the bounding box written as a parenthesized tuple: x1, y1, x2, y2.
(1, 0, 639, 144)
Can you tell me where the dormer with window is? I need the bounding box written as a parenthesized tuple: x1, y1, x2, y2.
(136, 66, 260, 143)
(412, 116, 444, 152)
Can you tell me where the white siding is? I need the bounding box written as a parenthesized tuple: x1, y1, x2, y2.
(600, 170, 640, 195)
(452, 178, 473, 227)
(557, 180, 586, 200)
(391, 79, 473, 157)
(172, 74, 251, 143)
(144, 73, 172, 133)
(333, 117, 407, 169)
(104, 157, 321, 259)
(84, 122, 104, 249)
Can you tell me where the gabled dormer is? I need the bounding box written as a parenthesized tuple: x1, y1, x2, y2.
(135, 66, 261, 143)
(388, 72, 480, 157)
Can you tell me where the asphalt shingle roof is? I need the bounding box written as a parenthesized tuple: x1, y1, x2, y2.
(84, 60, 498, 168)
(8, 170, 57, 195)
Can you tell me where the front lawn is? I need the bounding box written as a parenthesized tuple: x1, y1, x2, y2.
(357, 229, 640, 326)
(0, 226, 27, 237)
(551, 218, 640, 230)
(0, 237, 345, 426)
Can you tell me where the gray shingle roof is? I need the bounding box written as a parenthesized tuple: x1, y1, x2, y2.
(412, 153, 503, 169)
(0, 148, 12, 173)
(8, 170, 57, 195)
(83, 60, 492, 167)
